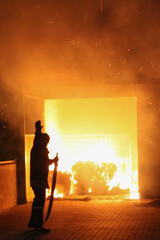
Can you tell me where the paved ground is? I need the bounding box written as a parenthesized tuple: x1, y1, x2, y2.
(0, 198, 160, 240)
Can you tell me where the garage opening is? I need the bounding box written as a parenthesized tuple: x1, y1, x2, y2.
(45, 97, 139, 199)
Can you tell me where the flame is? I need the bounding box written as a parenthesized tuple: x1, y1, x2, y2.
(88, 188, 92, 193)
(46, 131, 139, 199)
(44, 98, 139, 199)
(46, 188, 63, 199)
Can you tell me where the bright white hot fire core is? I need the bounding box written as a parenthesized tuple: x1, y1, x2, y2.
(45, 97, 139, 199)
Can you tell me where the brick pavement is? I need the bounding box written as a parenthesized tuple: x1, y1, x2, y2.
(0, 198, 160, 240)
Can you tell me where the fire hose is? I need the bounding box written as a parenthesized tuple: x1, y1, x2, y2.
(44, 159, 58, 223)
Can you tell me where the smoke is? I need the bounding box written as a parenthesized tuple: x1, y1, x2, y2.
(0, 0, 160, 89)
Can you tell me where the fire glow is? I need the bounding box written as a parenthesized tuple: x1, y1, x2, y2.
(45, 97, 139, 199)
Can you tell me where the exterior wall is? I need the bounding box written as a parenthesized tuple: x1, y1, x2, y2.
(137, 85, 160, 198)
(24, 95, 44, 202)
(0, 161, 17, 213)
(25, 135, 34, 202)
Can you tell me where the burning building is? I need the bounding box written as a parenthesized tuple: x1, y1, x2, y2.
(24, 83, 160, 201)
(0, 0, 160, 206)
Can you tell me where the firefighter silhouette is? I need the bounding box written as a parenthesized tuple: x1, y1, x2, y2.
(28, 121, 58, 233)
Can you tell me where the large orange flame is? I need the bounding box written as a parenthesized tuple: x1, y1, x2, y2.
(45, 98, 139, 199)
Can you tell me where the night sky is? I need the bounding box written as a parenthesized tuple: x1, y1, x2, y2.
(0, 0, 160, 89)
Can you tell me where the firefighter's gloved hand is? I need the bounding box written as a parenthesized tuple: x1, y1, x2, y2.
(54, 156, 59, 163)
(35, 120, 43, 131)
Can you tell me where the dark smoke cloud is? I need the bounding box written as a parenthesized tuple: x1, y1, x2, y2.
(0, 0, 160, 89)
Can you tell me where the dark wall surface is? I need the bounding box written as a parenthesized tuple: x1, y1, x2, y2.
(0, 85, 26, 204)
(0, 161, 17, 212)
(137, 84, 160, 198)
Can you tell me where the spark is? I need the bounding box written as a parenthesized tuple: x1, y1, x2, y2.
(21, 10, 26, 16)
(69, 40, 80, 45)
(134, 9, 139, 14)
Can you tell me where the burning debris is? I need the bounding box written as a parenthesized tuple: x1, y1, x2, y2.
(71, 161, 118, 195)
(47, 160, 130, 198)
(48, 171, 71, 197)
